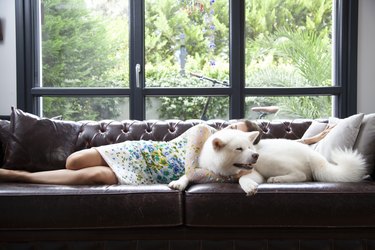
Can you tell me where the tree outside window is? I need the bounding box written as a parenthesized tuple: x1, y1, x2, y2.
(37, 0, 335, 121)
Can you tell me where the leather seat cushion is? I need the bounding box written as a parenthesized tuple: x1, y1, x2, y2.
(0, 183, 183, 229)
(185, 182, 375, 227)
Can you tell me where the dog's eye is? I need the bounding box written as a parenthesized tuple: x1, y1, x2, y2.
(236, 147, 243, 151)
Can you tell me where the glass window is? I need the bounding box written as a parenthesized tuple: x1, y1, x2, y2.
(41, 97, 129, 120)
(146, 96, 229, 120)
(40, 0, 129, 88)
(245, 96, 332, 120)
(16, 0, 357, 121)
(144, 0, 229, 88)
(244, 0, 334, 119)
(245, 0, 333, 88)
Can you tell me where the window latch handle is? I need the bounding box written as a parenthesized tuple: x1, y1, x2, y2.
(135, 64, 141, 88)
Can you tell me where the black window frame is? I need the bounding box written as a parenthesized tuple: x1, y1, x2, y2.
(15, 0, 358, 120)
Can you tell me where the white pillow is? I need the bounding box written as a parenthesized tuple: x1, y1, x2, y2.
(354, 113, 375, 175)
(301, 120, 327, 140)
(312, 113, 364, 162)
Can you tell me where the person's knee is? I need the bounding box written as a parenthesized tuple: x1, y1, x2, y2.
(85, 168, 117, 185)
(66, 151, 86, 170)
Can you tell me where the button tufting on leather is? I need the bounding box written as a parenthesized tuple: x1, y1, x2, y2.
(71, 119, 314, 151)
(122, 125, 129, 133)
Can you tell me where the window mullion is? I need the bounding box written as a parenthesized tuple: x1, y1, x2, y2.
(16, 0, 34, 114)
(129, 0, 145, 120)
(229, 0, 245, 119)
(343, 0, 358, 117)
(335, 0, 358, 118)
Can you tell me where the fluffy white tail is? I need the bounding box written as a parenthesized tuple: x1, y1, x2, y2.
(313, 149, 368, 182)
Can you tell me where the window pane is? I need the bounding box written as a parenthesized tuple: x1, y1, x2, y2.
(40, 97, 129, 121)
(40, 0, 129, 88)
(146, 96, 229, 120)
(245, 96, 332, 120)
(245, 0, 333, 88)
(145, 0, 229, 87)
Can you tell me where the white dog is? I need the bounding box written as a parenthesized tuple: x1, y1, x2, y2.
(170, 129, 368, 195)
(238, 131, 367, 195)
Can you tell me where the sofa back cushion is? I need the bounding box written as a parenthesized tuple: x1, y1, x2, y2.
(74, 119, 198, 149)
(2, 108, 82, 172)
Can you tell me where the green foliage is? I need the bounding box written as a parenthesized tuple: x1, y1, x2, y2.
(145, 0, 229, 74)
(147, 75, 228, 120)
(152, 96, 229, 120)
(43, 0, 111, 87)
(43, 97, 123, 121)
(271, 28, 332, 86)
(245, 0, 333, 119)
(146, 0, 333, 119)
(42, 0, 128, 120)
(41, 0, 333, 120)
(277, 96, 331, 119)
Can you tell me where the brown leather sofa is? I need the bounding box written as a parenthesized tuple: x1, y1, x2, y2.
(0, 108, 375, 250)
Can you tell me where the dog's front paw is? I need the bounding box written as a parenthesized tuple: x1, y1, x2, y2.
(267, 176, 282, 183)
(239, 178, 258, 196)
(168, 175, 189, 191)
(168, 180, 187, 191)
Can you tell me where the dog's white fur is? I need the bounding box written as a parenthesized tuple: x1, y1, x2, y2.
(169, 129, 368, 195)
(169, 129, 260, 191)
(198, 129, 259, 176)
(239, 131, 367, 195)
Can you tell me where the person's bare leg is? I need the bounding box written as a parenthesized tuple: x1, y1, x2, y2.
(0, 167, 117, 185)
(0, 148, 117, 185)
(66, 148, 108, 170)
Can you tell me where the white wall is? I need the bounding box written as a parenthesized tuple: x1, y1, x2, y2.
(357, 0, 375, 114)
(0, 0, 17, 116)
(0, 0, 374, 117)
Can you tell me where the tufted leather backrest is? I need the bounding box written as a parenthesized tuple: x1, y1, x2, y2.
(258, 119, 313, 140)
(75, 120, 233, 151)
(73, 119, 313, 151)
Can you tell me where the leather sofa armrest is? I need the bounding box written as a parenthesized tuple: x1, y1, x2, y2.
(0, 120, 10, 166)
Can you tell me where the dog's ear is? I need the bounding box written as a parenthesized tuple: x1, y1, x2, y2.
(247, 131, 260, 144)
(212, 138, 226, 151)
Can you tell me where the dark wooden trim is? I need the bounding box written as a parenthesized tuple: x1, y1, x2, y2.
(129, 0, 145, 120)
(16, 0, 38, 114)
(0, 116, 10, 121)
(229, 0, 245, 119)
(335, 0, 358, 118)
(345, 0, 358, 117)
(1, 227, 375, 241)
(15, 0, 26, 112)
(30, 86, 340, 97)
(31, 87, 131, 96)
(0, 19, 3, 41)
(245, 87, 342, 96)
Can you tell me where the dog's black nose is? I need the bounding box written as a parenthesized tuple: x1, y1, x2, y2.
(252, 153, 259, 160)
